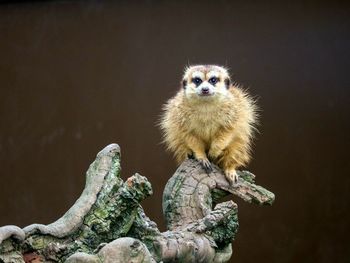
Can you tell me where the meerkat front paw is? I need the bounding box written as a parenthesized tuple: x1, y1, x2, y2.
(197, 157, 213, 173)
(225, 169, 239, 184)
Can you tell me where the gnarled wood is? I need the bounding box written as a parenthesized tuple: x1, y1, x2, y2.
(0, 144, 275, 263)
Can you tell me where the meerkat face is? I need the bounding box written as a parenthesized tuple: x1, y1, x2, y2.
(182, 65, 231, 101)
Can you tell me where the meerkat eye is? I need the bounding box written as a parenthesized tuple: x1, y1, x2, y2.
(192, 77, 202, 85)
(208, 77, 218, 85)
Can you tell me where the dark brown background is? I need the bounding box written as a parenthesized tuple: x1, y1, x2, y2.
(0, 1, 349, 262)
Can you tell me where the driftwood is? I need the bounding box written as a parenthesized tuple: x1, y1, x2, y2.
(0, 144, 275, 263)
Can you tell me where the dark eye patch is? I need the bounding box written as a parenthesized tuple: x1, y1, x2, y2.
(208, 77, 218, 85)
(192, 77, 203, 85)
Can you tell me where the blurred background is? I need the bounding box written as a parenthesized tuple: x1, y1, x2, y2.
(0, 1, 349, 262)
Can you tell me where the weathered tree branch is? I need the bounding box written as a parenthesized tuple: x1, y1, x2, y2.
(0, 144, 275, 263)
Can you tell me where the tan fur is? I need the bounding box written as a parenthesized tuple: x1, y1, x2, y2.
(160, 65, 258, 183)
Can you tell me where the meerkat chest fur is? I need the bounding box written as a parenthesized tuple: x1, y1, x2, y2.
(183, 97, 237, 144)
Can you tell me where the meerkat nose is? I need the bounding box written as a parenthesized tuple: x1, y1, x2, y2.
(201, 87, 210, 93)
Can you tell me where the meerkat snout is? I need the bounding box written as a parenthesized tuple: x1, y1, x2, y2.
(200, 86, 210, 95)
(198, 84, 213, 96)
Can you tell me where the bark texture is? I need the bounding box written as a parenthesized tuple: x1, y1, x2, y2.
(0, 144, 275, 263)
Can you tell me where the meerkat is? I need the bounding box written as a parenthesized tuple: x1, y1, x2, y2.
(160, 65, 258, 184)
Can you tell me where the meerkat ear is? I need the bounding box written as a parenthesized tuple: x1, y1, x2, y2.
(225, 78, 230, 89)
(182, 79, 187, 89)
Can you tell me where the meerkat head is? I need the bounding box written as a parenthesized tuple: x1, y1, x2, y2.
(181, 65, 231, 101)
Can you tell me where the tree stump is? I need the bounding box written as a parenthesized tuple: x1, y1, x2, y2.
(0, 144, 275, 263)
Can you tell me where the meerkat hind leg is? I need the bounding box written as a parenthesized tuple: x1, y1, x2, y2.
(224, 167, 239, 184)
(221, 138, 251, 184)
